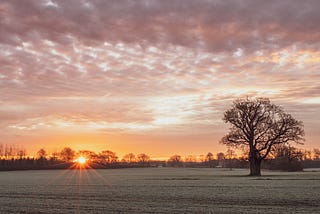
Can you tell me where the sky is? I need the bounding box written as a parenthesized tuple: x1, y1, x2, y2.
(0, 0, 320, 158)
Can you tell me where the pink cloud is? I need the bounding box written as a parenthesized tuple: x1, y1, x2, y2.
(0, 0, 319, 154)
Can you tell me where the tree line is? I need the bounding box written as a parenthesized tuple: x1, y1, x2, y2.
(0, 144, 319, 171)
(0, 97, 316, 174)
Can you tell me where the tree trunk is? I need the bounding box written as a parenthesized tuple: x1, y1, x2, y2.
(249, 157, 261, 176)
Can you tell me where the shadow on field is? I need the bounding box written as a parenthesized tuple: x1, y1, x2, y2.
(141, 174, 255, 181)
(253, 178, 320, 180)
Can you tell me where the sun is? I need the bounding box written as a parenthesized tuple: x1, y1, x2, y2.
(76, 156, 87, 164)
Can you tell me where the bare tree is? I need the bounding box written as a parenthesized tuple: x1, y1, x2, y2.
(37, 148, 47, 159)
(122, 153, 136, 163)
(168, 155, 182, 162)
(216, 152, 225, 167)
(50, 151, 59, 161)
(168, 154, 183, 167)
(221, 98, 304, 176)
(313, 148, 320, 160)
(0, 143, 3, 157)
(199, 155, 205, 163)
(4, 144, 12, 159)
(303, 150, 312, 160)
(99, 150, 118, 164)
(273, 145, 303, 161)
(77, 150, 98, 162)
(204, 152, 214, 167)
(59, 147, 75, 162)
(205, 152, 214, 161)
(226, 149, 236, 170)
(271, 144, 304, 171)
(185, 155, 196, 162)
(137, 153, 150, 163)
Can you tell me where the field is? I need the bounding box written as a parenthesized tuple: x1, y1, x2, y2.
(0, 168, 319, 213)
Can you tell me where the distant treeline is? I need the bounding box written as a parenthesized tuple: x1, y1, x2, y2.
(0, 145, 320, 171)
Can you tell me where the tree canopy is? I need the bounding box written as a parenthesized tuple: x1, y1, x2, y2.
(221, 97, 304, 175)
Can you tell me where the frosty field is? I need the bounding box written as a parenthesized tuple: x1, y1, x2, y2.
(0, 168, 319, 213)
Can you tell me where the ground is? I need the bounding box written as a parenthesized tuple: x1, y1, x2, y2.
(0, 168, 319, 213)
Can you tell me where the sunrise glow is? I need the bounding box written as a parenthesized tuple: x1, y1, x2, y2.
(0, 1, 319, 213)
(0, 0, 319, 158)
(76, 156, 87, 165)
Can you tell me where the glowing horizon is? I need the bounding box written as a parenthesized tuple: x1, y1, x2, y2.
(0, 0, 319, 158)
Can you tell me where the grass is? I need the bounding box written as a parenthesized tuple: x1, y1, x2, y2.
(0, 168, 319, 213)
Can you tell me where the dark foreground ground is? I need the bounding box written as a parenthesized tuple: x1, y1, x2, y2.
(0, 168, 319, 213)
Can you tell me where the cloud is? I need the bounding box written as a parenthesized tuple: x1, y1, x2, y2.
(0, 0, 320, 153)
(1, 0, 320, 51)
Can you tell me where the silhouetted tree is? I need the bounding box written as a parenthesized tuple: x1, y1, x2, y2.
(216, 152, 225, 167)
(59, 147, 75, 162)
(77, 150, 97, 162)
(204, 152, 215, 167)
(99, 150, 118, 164)
(185, 155, 196, 162)
(199, 155, 205, 163)
(271, 144, 303, 171)
(205, 152, 214, 162)
(50, 151, 59, 161)
(137, 153, 150, 164)
(168, 155, 183, 167)
(313, 148, 320, 160)
(273, 145, 303, 161)
(221, 98, 304, 176)
(37, 148, 47, 159)
(122, 153, 136, 163)
(0, 143, 3, 157)
(226, 149, 236, 170)
(4, 144, 12, 159)
(17, 149, 26, 159)
(303, 150, 312, 160)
